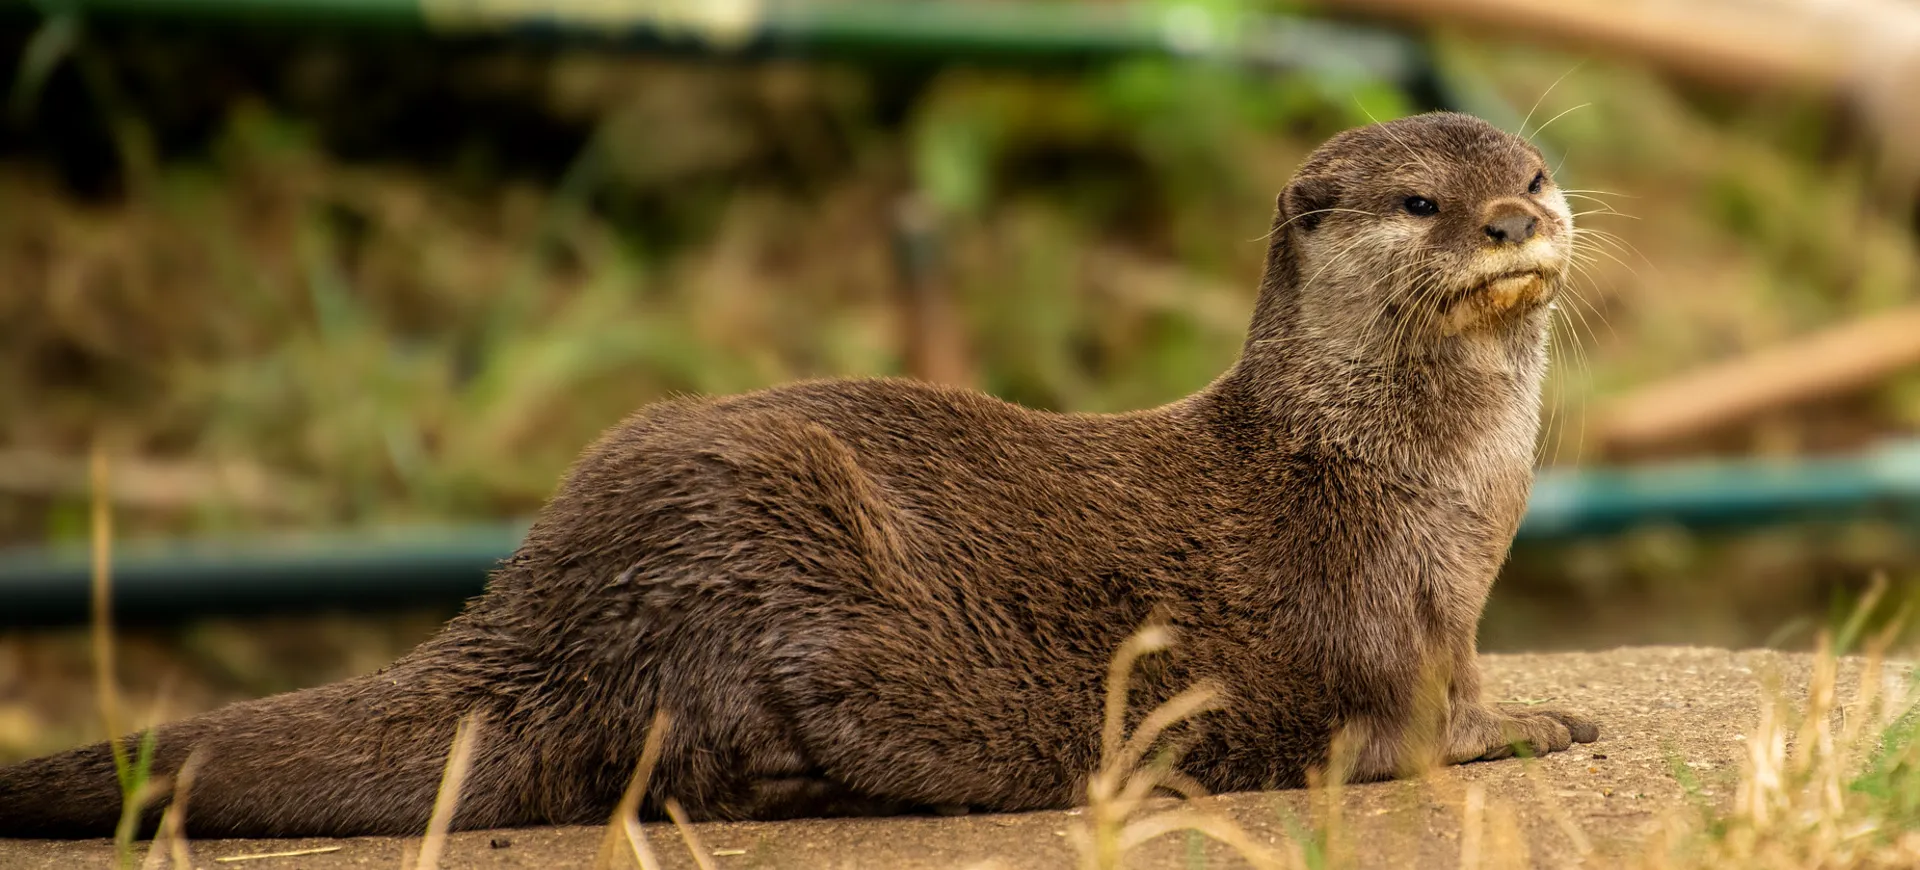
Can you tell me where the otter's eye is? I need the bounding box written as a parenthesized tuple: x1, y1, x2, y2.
(1527, 171, 1546, 194)
(1402, 196, 1438, 216)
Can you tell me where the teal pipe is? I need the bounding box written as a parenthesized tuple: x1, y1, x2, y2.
(0, 523, 527, 626)
(1521, 441, 1920, 539)
(1, 0, 1423, 82)
(5, 443, 1920, 627)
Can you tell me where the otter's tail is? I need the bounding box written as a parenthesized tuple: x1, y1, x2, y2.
(0, 664, 513, 838)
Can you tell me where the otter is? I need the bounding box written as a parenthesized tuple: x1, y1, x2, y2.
(0, 111, 1597, 839)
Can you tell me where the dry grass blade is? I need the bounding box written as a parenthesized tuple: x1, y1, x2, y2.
(662, 798, 719, 870)
(1517, 753, 1594, 858)
(212, 847, 344, 863)
(1110, 807, 1275, 855)
(168, 752, 201, 870)
(621, 803, 659, 870)
(1306, 728, 1360, 870)
(412, 712, 485, 870)
(595, 710, 672, 870)
(139, 750, 204, 870)
(90, 442, 124, 773)
(1101, 625, 1173, 766)
(1076, 625, 1285, 870)
(90, 442, 151, 870)
(1105, 683, 1224, 792)
(1460, 782, 1486, 869)
(1632, 588, 1920, 870)
(1484, 797, 1532, 870)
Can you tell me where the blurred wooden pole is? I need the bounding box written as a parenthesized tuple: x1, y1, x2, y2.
(889, 194, 975, 387)
(1315, 0, 1874, 93)
(1598, 304, 1920, 454)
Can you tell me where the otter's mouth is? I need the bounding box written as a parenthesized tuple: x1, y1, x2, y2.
(1475, 268, 1553, 311)
(1438, 267, 1557, 335)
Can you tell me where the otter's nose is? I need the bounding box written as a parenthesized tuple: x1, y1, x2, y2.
(1483, 214, 1537, 246)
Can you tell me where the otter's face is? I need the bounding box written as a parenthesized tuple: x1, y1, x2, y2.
(1280, 112, 1572, 350)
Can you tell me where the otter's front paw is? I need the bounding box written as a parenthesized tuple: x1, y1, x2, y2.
(1450, 706, 1599, 763)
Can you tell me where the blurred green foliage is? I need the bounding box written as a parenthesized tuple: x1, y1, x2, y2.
(0, 9, 1916, 624)
(3, 8, 1920, 767)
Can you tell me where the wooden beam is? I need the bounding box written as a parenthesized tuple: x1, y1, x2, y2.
(1316, 0, 1905, 95)
(1597, 304, 1920, 453)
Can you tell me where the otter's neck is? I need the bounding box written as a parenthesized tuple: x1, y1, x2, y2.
(1205, 267, 1550, 474)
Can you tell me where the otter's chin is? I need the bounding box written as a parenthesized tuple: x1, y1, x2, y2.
(1483, 271, 1550, 311)
(1439, 271, 1557, 336)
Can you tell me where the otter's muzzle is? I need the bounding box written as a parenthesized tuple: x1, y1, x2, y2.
(1482, 270, 1550, 312)
(1440, 265, 1558, 335)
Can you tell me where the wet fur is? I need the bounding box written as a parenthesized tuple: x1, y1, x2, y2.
(0, 112, 1597, 838)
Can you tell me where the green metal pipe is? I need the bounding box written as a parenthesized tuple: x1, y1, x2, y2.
(0, 523, 525, 627)
(5, 444, 1920, 627)
(0, 0, 1424, 83)
(1520, 441, 1920, 539)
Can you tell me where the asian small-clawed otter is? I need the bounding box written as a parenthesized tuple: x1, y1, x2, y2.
(0, 111, 1598, 838)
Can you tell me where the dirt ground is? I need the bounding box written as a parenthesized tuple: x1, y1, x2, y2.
(0, 647, 1876, 869)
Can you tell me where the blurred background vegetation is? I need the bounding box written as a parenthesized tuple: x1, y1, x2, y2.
(2, 0, 1919, 760)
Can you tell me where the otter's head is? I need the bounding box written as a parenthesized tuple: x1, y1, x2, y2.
(1264, 112, 1571, 355)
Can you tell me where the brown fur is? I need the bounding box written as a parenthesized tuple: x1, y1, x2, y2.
(0, 112, 1597, 839)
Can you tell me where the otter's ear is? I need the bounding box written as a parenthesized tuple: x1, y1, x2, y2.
(1281, 177, 1337, 233)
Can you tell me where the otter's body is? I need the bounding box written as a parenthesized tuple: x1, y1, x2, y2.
(0, 112, 1598, 838)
